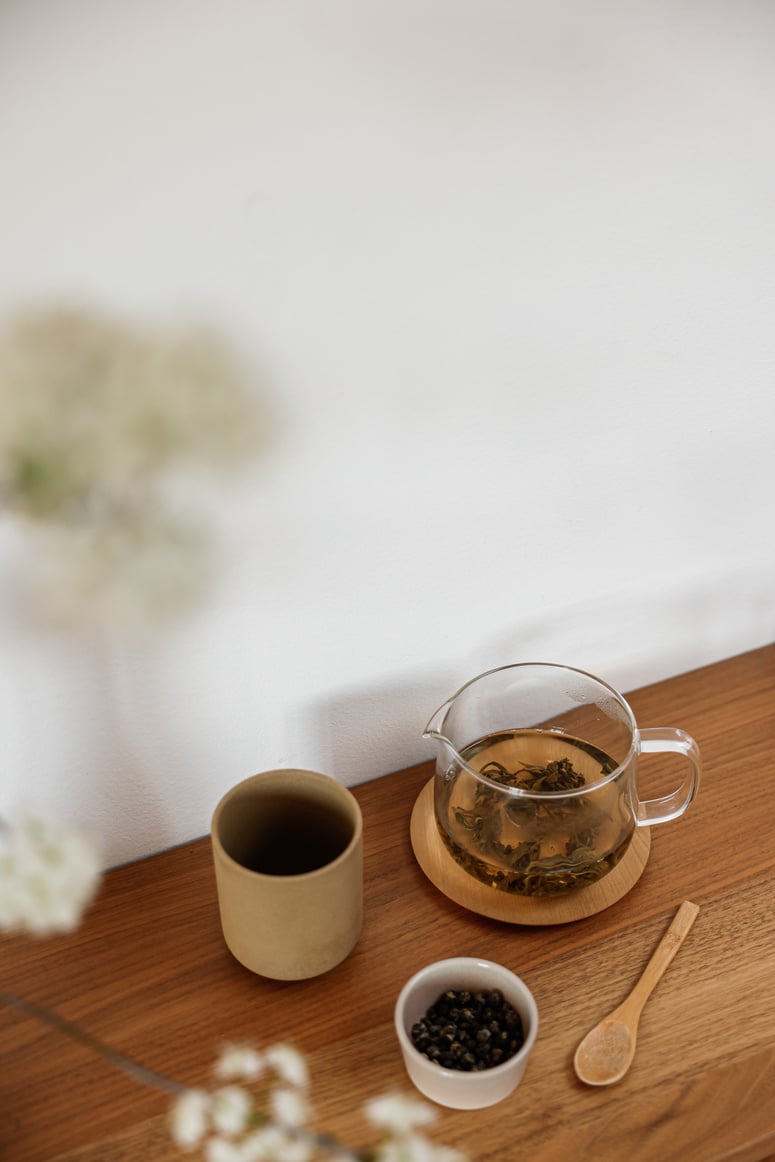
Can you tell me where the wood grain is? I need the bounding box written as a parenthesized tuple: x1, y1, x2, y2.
(1, 644, 774, 1162)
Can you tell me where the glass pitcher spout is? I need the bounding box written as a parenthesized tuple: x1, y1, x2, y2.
(423, 699, 449, 738)
(422, 699, 459, 760)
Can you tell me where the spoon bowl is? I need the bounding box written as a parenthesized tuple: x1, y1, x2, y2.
(574, 900, 699, 1087)
(574, 1015, 635, 1086)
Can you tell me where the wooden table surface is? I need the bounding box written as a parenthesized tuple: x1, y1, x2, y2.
(2, 645, 775, 1162)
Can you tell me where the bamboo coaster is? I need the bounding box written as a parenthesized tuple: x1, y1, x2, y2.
(410, 779, 651, 925)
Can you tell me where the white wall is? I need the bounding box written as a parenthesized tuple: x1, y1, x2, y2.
(1, 0, 773, 868)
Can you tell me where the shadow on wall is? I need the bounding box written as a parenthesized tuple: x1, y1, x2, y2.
(0, 525, 186, 867)
(468, 566, 775, 697)
(296, 666, 455, 787)
(301, 563, 774, 785)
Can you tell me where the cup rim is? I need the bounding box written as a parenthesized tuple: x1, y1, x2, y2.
(394, 956, 539, 1083)
(211, 768, 363, 882)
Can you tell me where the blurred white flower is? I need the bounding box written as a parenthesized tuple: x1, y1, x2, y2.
(242, 1125, 312, 1162)
(31, 510, 211, 627)
(215, 1045, 266, 1083)
(242, 1126, 289, 1159)
(364, 1093, 437, 1137)
(205, 1133, 253, 1162)
(211, 1086, 253, 1137)
(433, 1148, 468, 1162)
(169, 1088, 212, 1150)
(373, 1135, 467, 1162)
(271, 1137, 314, 1162)
(0, 814, 100, 936)
(373, 1139, 421, 1162)
(0, 993, 470, 1162)
(0, 305, 269, 626)
(269, 1085, 311, 1130)
(265, 1044, 310, 1090)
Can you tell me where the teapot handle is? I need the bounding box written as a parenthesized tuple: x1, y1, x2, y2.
(635, 728, 701, 826)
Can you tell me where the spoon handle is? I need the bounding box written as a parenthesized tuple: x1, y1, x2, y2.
(623, 900, 700, 1018)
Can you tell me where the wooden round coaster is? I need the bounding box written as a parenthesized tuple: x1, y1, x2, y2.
(410, 779, 651, 925)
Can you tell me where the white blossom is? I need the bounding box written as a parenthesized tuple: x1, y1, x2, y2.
(272, 1138, 313, 1162)
(364, 1093, 437, 1137)
(265, 1044, 309, 1090)
(215, 1044, 266, 1082)
(373, 1135, 468, 1162)
(0, 306, 267, 627)
(211, 1085, 253, 1136)
(205, 1136, 250, 1162)
(163, 1057, 466, 1162)
(241, 1125, 312, 1162)
(0, 814, 100, 936)
(242, 1126, 290, 1160)
(269, 1085, 311, 1129)
(169, 1089, 211, 1149)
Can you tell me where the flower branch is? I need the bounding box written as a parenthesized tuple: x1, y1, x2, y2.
(1, 814, 467, 1161)
(0, 988, 467, 1162)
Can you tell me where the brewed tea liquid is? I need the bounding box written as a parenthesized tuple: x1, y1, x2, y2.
(436, 729, 633, 897)
(226, 797, 353, 876)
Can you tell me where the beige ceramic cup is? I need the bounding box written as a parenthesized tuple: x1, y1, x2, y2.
(211, 769, 363, 980)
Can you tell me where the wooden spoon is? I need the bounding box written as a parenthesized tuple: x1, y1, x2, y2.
(574, 899, 700, 1086)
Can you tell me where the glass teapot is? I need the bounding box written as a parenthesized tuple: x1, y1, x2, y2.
(424, 663, 701, 898)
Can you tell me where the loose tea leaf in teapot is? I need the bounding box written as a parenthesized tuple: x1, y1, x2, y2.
(439, 729, 630, 897)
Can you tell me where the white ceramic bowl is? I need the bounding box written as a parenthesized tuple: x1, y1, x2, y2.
(394, 957, 538, 1109)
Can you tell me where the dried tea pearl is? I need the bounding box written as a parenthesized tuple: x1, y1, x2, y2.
(409, 987, 524, 1072)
